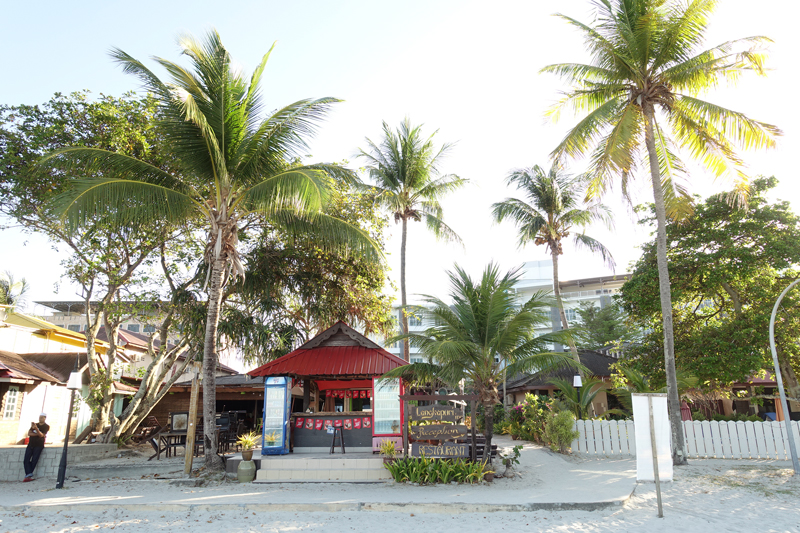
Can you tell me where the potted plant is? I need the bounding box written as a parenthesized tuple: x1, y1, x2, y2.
(378, 439, 399, 464)
(482, 462, 495, 482)
(236, 431, 260, 461)
(235, 431, 260, 483)
(498, 445, 522, 478)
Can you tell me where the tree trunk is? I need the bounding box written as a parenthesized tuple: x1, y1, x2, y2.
(482, 401, 494, 464)
(400, 216, 410, 361)
(644, 107, 688, 466)
(552, 250, 582, 375)
(202, 254, 227, 470)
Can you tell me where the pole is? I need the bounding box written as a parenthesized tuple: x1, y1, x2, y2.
(648, 396, 664, 518)
(55, 389, 76, 489)
(768, 279, 800, 476)
(184, 363, 201, 475)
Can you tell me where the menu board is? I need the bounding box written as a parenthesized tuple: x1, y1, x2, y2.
(373, 377, 401, 435)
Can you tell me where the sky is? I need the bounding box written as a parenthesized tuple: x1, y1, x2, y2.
(2, 0, 800, 317)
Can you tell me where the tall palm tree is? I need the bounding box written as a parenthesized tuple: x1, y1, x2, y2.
(0, 271, 29, 310)
(358, 119, 466, 360)
(541, 0, 781, 465)
(386, 263, 578, 461)
(492, 165, 614, 373)
(44, 31, 378, 470)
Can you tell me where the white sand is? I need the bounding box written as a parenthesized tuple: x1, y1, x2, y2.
(1, 437, 798, 532)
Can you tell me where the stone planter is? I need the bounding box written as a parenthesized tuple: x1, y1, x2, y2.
(483, 472, 494, 482)
(382, 457, 397, 465)
(237, 460, 256, 483)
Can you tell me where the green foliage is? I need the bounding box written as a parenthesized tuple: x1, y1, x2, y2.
(236, 431, 260, 451)
(710, 413, 761, 423)
(378, 439, 399, 458)
(549, 376, 608, 419)
(544, 411, 579, 454)
(573, 301, 637, 350)
(618, 178, 800, 394)
(500, 445, 523, 467)
(507, 394, 551, 443)
(0, 272, 29, 310)
(383, 456, 487, 484)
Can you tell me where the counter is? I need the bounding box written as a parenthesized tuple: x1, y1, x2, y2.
(291, 412, 373, 452)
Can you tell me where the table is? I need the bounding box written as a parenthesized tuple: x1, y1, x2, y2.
(148, 431, 187, 460)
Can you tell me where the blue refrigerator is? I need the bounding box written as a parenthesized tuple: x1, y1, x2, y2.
(261, 376, 291, 455)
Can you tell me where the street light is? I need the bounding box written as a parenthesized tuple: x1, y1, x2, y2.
(56, 355, 82, 489)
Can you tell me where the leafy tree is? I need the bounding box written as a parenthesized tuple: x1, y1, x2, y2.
(542, 0, 781, 464)
(44, 32, 379, 469)
(0, 91, 178, 436)
(549, 376, 608, 419)
(384, 264, 577, 462)
(618, 177, 800, 400)
(573, 300, 635, 350)
(492, 164, 614, 373)
(358, 119, 466, 360)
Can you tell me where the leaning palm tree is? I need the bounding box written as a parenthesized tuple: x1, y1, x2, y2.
(358, 119, 466, 360)
(386, 263, 578, 462)
(541, 0, 781, 464)
(492, 165, 614, 373)
(44, 31, 378, 470)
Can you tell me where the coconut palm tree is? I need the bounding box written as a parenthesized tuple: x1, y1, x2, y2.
(358, 119, 466, 360)
(492, 164, 615, 373)
(541, 0, 781, 464)
(0, 271, 29, 310)
(385, 263, 578, 462)
(44, 31, 379, 470)
(548, 376, 608, 420)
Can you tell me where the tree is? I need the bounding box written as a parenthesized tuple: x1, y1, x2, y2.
(542, 0, 781, 464)
(358, 119, 466, 360)
(44, 32, 379, 470)
(492, 164, 614, 373)
(0, 272, 29, 310)
(1, 91, 178, 436)
(618, 177, 800, 399)
(573, 300, 635, 350)
(549, 376, 607, 419)
(385, 264, 577, 462)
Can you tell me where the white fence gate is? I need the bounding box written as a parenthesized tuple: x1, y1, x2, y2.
(572, 419, 800, 460)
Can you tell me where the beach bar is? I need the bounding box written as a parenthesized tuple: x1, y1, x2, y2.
(248, 321, 408, 454)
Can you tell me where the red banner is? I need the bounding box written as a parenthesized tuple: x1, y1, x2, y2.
(354, 418, 362, 429)
(334, 419, 343, 428)
(362, 417, 371, 429)
(295, 418, 304, 428)
(315, 419, 324, 430)
(305, 419, 314, 430)
(344, 419, 352, 430)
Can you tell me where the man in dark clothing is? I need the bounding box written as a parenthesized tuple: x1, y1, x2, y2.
(23, 413, 49, 481)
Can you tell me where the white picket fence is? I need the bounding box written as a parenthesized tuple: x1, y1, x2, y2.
(572, 419, 800, 460)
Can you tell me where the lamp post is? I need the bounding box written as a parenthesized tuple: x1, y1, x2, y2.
(768, 279, 800, 476)
(574, 374, 583, 419)
(56, 357, 82, 489)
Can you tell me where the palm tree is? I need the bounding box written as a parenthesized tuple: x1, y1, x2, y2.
(541, 0, 781, 464)
(44, 31, 378, 470)
(492, 165, 614, 373)
(0, 271, 29, 310)
(358, 119, 466, 360)
(386, 263, 578, 462)
(549, 376, 608, 419)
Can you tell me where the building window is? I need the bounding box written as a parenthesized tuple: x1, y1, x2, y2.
(3, 386, 19, 420)
(143, 325, 156, 334)
(127, 324, 140, 333)
(410, 356, 423, 363)
(564, 308, 577, 325)
(409, 315, 422, 327)
(67, 325, 81, 332)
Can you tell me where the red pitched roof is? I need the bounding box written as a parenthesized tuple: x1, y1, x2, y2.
(248, 321, 406, 378)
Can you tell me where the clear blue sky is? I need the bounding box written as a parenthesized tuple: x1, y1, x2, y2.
(3, 1, 799, 313)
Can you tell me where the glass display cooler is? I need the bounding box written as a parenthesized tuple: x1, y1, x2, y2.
(371, 376, 404, 450)
(261, 376, 291, 455)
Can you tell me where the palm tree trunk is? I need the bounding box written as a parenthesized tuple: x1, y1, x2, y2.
(552, 251, 582, 375)
(644, 107, 688, 466)
(482, 401, 494, 464)
(400, 216, 410, 361)
(202, 254, 226, 471)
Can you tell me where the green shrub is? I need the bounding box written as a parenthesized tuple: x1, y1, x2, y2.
(692, 410, 707, 421)
(543, 411, 579, 454)
(383, 457, 487, 484)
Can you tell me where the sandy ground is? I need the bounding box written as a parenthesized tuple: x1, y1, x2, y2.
(1, 437, 798, 532)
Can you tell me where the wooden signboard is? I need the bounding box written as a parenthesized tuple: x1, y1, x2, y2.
(409, 423, 468, 440)
(409, 405, 458, 422)
(411, 443, 469, 458)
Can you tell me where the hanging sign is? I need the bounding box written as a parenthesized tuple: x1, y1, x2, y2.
(409, 424, 468, 440)
(409, 405, 459, 422)
(411, 443, 469, 458)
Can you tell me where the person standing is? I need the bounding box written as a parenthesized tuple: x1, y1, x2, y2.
(23, 413, 49, 482)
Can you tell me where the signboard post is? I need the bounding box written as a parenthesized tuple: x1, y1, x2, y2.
(400, 394, 479, 461)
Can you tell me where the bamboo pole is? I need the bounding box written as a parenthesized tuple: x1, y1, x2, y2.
(184, 363, 201, 476)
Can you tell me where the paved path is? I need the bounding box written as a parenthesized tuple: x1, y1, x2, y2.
(0, 437, 638, 513)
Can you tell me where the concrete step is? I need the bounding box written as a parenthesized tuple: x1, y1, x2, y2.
(253, 456, 391, 483)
